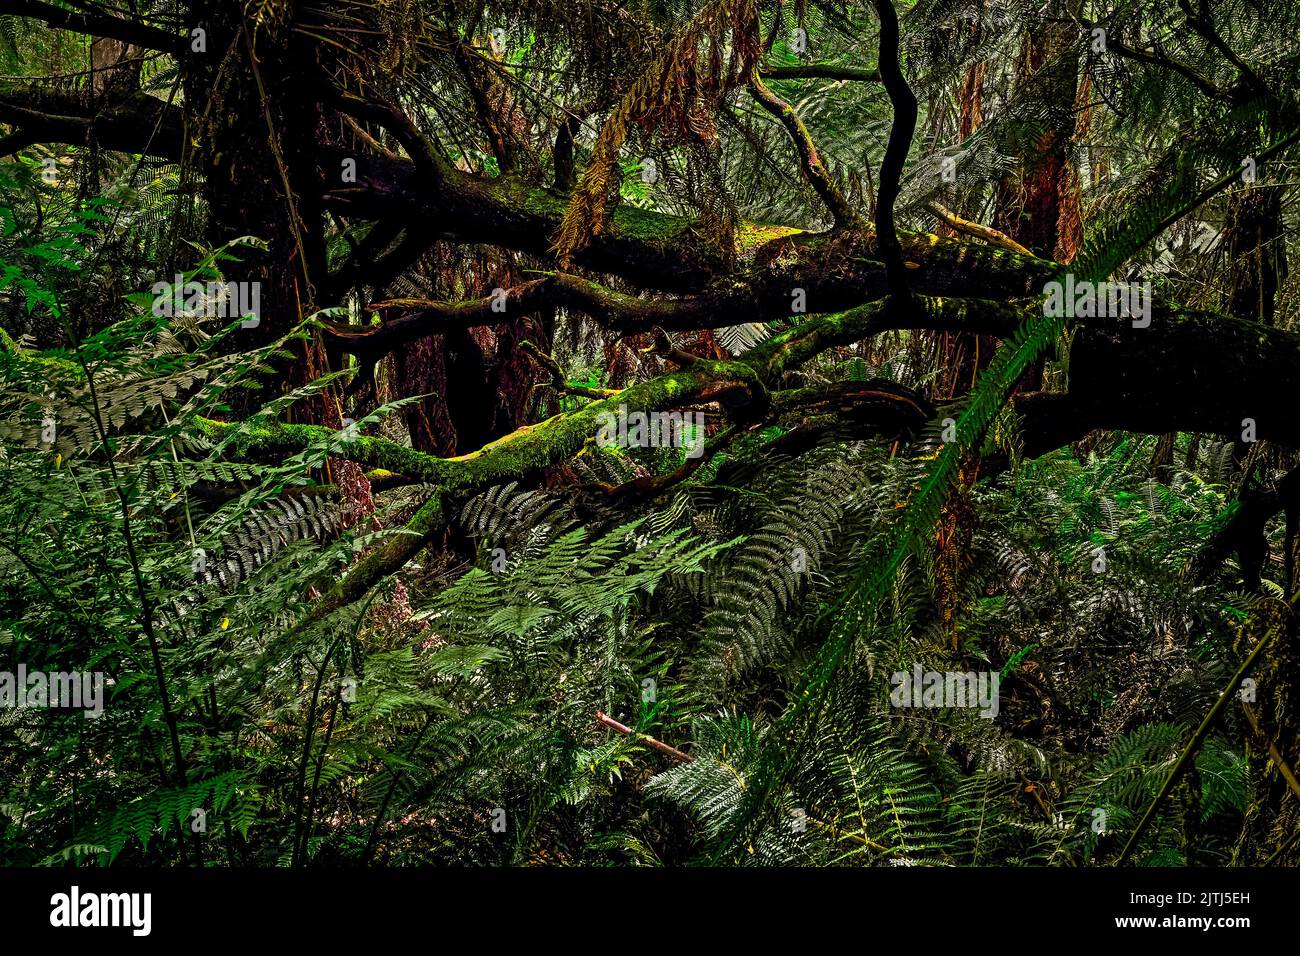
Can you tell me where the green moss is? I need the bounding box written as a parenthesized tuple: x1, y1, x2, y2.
(499, 177, 693, 245)
(736, 221, 804, 258)
(746, 301, 888, 380)
(608, 203, 694, 243)
(509, 181, 568, 219)
(194, 417, 468, 488)
(196, 358, 766, 501)
(494, 173, 810, 265)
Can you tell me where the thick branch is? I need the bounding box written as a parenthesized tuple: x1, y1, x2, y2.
(0, 88, 183, 160)
(199, 356, 766, 493)
(1062, 307, 1300, 446)
(226, 298, 1028, 506)
(322, 273, 729, 363)
(744, 296, 1026, 381)
(320, 148, 1056, 303)
(323, 277, 1031, 368)
(1185, 469, 1300, 585)
(871, 0, 919, 301)
(7, 0, 184, 54)
(205, 296, 1300, 639)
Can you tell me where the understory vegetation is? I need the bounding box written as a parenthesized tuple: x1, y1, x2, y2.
(0, 0, 1297, 867)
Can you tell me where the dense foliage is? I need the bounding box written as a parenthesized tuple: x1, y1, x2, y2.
(0, 0, 1297, 867)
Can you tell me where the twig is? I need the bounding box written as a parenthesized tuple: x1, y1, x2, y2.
(595, 710, 692, 762)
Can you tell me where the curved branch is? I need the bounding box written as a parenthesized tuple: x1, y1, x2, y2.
(926, 201, 1033, 257)
(321, 273, 725, 365)
(764, 379, 933, 452)
(1103, 37, 1228, 102)
(749, 66, 856, 228)
(1067, 15, 1233, 103)
(1178, 0, 1272, 103)
(322, 274, 1031, 370)
(872, 0, 919, 301)
(326, 88, 447, 187)
(744, 295, 1026, 381)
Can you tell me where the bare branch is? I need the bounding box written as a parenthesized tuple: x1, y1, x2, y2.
(927, 201, 1034, 256)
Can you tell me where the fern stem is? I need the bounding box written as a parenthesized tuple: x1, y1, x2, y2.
(292, 590, 378, 866)
(1116, 601, 1289, 865)
(361, 711, 436, 866)
(60, 312, 198, 863)
(1263, 826, 1300, 866)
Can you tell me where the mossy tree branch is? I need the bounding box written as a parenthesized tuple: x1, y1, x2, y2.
(748, 66, 857, 228)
